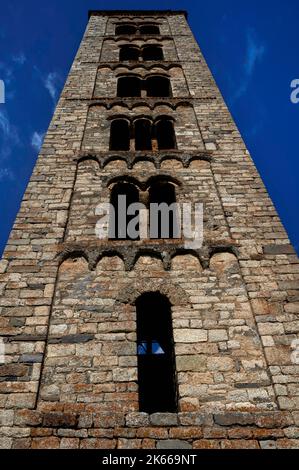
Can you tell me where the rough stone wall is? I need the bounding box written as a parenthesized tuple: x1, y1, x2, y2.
(0, 11, 298, 449)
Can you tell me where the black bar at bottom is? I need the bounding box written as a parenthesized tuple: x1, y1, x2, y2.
(0, 449, 294, 468)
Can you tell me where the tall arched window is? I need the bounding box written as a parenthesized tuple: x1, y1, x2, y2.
(115, 24, 137, 35)
(139, 24, 160, 35)
(134, 119, 152, 151)
(142, 46, 164, 61)
(117, 76, 142, 97)
(136, 293, 177, 413)
(146, 76, 172, 97)
(149, 180, 180, 239)
(119, 45, 140, 61)
(155, 119, 177, 150)
(109, 182, 139, 240)
(109, 119, 130, 151)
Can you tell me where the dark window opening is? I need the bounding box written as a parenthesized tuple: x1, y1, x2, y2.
(110, 119, 130, 151)
(109, 182, 139, 240)
(136, 293, 177, 413)
(139, 25, 160, 35)
(119, 46, 140, 61)
(142, 46, 164, 61)
(115, 24, 137, 35)
(117, 77, 142, 97)
(134, 119, 152, 151)
(146, 76, 171, 97)
(156, 119, 176, 150)
(149, 181, 179, 239)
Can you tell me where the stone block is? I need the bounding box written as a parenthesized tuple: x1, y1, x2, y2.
(174, 329, 208, 343)
(156, 439, 192, 449)
(150, 413, 178, 426)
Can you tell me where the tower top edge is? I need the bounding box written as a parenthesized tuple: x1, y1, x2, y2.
(88, 10, 188, 19)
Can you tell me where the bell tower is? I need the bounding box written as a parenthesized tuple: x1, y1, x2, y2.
(0, 10, 298, 450)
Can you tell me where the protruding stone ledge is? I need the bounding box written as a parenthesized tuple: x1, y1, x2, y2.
(48, 334, 94, 344)
(7, 335, 47, 342)
(75, 149, 213, 170)
(57, 240, 238, 272)
(88, 10, 188, 18)
(263, 244, 296, 255)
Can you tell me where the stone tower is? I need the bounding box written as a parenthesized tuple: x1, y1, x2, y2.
(0, 10, 298, 450)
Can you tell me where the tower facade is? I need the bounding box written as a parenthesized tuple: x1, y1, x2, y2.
(0, 10, 298, 449)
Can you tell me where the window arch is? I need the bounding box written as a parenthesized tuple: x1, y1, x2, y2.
(146, 76, 172, 97)
(139, 24, 160, 35)
(119, 45, 140, 61)
(149, 180, 179, 239)
(109, 182, 140, 240)
(117, 76, 142, 97)
(155, 119, 177, 150)
(134, 119, 152, 151)
(115, 24, 137, 35)
(136, 292, 177, 413)
(109, 119, 130, 151)
(142, 45, 164, 61)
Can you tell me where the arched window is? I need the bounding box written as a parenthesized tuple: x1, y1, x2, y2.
(139, 24, 160, 35)
(117, 76, 142, 97)
(119, 45, 140, 61)
(136, 293, 177, 413)
(110, 119, 130, 151)
(155, 119, 177, 150)
(149, 180, 179, 239)
(142, 46, 164, 61)
(134, 119, 152, 151)
(109, 182, 139, 240)
(115, 24, 137, 35)
(146, 76, 172, 97)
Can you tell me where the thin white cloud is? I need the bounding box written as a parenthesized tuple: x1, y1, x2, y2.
(0, 110, 10, 136)
(0, 168, 15, 181)
(0, 110, 20, 159)
(233, 28, 266, 101)
(33, 67, 62, 107)
(0, 110, 19, 143)
(0, 62, 13, 86)
(31, 131, 44, 151)
(12, 53, 26, 66)
(44, 72, 60, 102)
(244, 29, 266, 76)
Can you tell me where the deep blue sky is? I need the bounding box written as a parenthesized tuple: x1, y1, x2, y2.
(0, 0, 298, 255)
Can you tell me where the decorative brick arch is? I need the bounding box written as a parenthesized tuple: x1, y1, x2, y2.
(116, 279, 189, 306)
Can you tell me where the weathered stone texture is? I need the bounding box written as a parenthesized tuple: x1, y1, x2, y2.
(0, 9, 298, 449)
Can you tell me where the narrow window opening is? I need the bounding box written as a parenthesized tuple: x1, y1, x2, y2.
(136, 293, 177, 413)
(119, 46, 140, 61)
(142, 46, 164, 61)
(109, 182, 139, 240)
(117, 77, 142, 97)
(134, 119, 152, 151)
(109, 119, 130, 151)
(149, 181, 179, 239)
(116, 24, 137, 35)
(156, 119, 177, 150)
(146, 76, 171, 97)
(139, 25, 160, 35)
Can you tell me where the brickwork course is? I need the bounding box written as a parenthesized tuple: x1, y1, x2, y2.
(0, 10, 298, 449)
